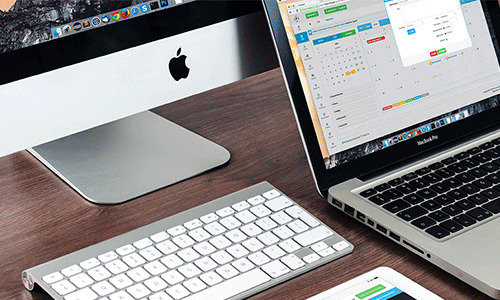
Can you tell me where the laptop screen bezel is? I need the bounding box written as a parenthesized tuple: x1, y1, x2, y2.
(263, 0, 500, 197)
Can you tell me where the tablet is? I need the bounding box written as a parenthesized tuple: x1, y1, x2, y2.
(308, 267, 443, 300)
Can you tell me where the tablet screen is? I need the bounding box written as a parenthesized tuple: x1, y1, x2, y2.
(324, 275, 416, 300)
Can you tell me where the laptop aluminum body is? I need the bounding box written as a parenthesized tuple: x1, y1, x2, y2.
(263, 0, 500, 298)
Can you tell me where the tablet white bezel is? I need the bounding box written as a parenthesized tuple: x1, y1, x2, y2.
(308, 267, 443, 300)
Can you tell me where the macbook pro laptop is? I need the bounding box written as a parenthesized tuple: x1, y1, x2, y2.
(262, 0, 500, 298)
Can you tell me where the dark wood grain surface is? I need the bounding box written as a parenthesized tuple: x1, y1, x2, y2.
(0, 68, 492, 300)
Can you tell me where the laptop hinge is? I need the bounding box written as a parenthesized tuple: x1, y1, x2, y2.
(359, 123, 500, 182)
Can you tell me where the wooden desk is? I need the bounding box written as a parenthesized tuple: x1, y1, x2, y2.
(0, 68, 491, 300)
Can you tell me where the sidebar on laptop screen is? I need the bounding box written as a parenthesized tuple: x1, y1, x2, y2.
(276, 0, 500, 169)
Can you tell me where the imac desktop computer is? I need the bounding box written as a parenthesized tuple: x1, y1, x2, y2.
(0, 0, 278, 204)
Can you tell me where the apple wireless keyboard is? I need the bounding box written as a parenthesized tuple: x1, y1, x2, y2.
(22, 182, 353, 300)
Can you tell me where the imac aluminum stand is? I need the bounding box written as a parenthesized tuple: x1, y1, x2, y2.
(28, 111, 230, 204)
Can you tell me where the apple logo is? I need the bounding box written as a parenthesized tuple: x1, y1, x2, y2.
(169, 48, 190, 81)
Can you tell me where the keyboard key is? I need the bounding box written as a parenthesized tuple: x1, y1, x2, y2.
(468, 167, 488, 178)
(240, 223, 263, 237)
(161, 270, 185, 285)
(447, 189, 468, 200)
(127, 267, 151, 282)
(435, 168, 455, 178)
(248, 251, 271, 266)
(416, 189, 437, 199)
(265, 196, 294, 212)
(144, 260, 167, 276)
(368, 194, 390, 205)
(360, 188, 377, 198)
(43, 272, 64, 284)
(411, 216, 436, 229)
(116, 244, 136, 256)
(178, 263, 202, 278)
(199, 271, 223, 286)
(144, 276, 168, 292)
(166, 284, 190, 299)
(242, 238, 265, 252)
(453, 214, 477, 227)
(195, 257, 218, 272)
(188, 228, 212, 242)
(468, 194, 489, 205)
(65, 287, 98, 300)
(278, 239, 301, 253)
(280, 254, 305, 270)
(480, 142, 495, 150)
(403, 194, 424, 205)
(250, 205, 272, 218)
(61, 265, 82, 277)
(232, 258, 255, 273)
(127, 283, 151, 299)
(299, 212, 320, 228)
(374, 183, 390, 192)
(255, 217, 278, 231)
(415, 167, 432, 176)
(429, 162, 445, 170)
(397, 206, 428, 221)
(204, 222, 227, 236)
(257, 231, 280, 246)
(122, 253, 146, 268)
(409, 178, 430, 189)
(441, 157, 457, 165)
(105, 260, 129, 275)
(109, 274, 134, 290)
(448, 163, 468, 173)
(382, 189, 404, 200)
(216, 207, 235, 218)
(263, 189, 281, 200)
(422, 173, 442, 184)
(271, 211, 293, 225)
(433, 195, 454, 206)
(473, 153, 491, 163)
(455, 173, 475, 183)
(247, 195, 266, 206)
(209, 235, 232, 249)
(91, 281, 116, 296)
(234, 210, 257, 224)
(486, 173, 500, 184)
(425, 226, 450, 239)
(87, 266, 112, 281)
(396, 183, 417, 194)
(183, 278, 207, 293)
(140, 247, 163, 261)
(440, 220, 464, 233)
(443, 178, 462, 188)
(109, 291, 133, 300)
(466, 207, 493, 221)
(183, 269, 270, 300)
(483, 199, 500, 214)
(428, 211, 449, 222)
(481, 188, 500, 199)
(429, 183, 450, 194)
(211, 250, 234, 265)
(80, 258, 100, 270)
(388, 178, 404, 186)
(273, 226, 295, 240)
(293, 226, 334, 247)
(456, 200, 475, 211)
(193, 241, 217, 256)
(442, 205, 463, 217)
(216, 264, 239, 279)
(98, 251, 119, 264)
(200, 213, 219, 224)
(133, 238, 153, 249)
(261, 260, 290, 278)
(184, 219, 203, 230)
(303, 253, 321, 264)
(287, 219, 309, 233)
(421, 200, 441, 211)
(461, 158, 480, 168)
(219, 216, 241, 230)
(332, 241, 350, 251)
(178, 247, 201, 262)
(383, 199, 411, 213)
(402, 173, 418, 181)
(481, 163, 499, 173)
(263, 245, 286, 259)
(52, 280, 77, 296)
(232, 201, 251, 212)
(172, 234, 196, 248)
(161, 254, 184, 269)
(156, 240, 179, 255)
(225, 229, 248, 243)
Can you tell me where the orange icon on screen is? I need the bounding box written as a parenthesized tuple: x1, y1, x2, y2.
(346, 71, 351, 76)
(351, 70, 356, 74)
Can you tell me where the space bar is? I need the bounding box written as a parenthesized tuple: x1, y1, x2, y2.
(184, 269, 271, 300)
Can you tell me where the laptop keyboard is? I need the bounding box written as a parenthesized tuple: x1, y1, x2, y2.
(360, 137, 500, 240)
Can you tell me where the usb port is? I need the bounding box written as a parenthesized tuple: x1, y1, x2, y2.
(356, 212, 366, 222)
(367, 219, 375, 226)
(332, 198, 343, 208)
(344, 204, 355, 217)
(376, 224, 387, 234)
(389, 231, 401, 242)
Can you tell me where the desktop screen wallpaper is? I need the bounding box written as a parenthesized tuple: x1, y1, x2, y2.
(0, 0, 149, 53)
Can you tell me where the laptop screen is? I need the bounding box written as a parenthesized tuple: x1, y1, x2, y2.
(274, 0, 500, 170)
